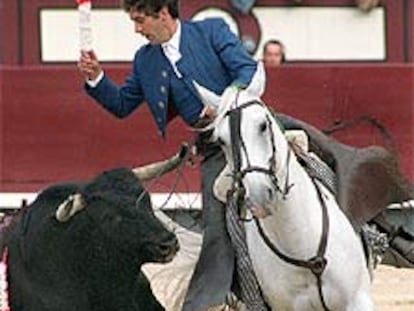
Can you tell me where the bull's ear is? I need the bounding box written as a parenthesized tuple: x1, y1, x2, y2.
(55, 193, 86, 222)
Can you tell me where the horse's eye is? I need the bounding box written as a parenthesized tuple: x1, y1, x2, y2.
(217, 137, 226, 146)
(259, 122, 267, 132)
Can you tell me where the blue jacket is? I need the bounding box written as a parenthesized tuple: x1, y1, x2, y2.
(86, 18, 257, 136)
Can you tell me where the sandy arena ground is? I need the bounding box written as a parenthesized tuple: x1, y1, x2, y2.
(373, 265, 414, 310)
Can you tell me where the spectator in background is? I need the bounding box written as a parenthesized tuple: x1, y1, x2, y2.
(262, 39, 286, 67)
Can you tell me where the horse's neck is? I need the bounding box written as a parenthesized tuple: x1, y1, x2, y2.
(265, 149, 325, 256)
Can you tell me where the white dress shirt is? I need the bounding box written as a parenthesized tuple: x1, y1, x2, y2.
(161, 20, 182, 78)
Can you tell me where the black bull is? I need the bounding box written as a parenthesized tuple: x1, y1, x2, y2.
(0, 145, 189, 311)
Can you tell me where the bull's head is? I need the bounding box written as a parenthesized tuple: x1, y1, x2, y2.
(56, 143, 188, 221)
(54, 144, 188, 263)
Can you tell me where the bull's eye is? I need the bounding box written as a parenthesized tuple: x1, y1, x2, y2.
(259, 121, 267, 133)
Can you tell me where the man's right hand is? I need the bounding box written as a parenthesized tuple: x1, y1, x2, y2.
(78, 50, 102, 81)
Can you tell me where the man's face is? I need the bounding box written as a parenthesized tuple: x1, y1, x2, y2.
(263, 43, 284, 67)
(129, 8, 170, 44)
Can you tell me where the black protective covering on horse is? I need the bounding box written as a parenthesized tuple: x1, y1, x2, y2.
(0, 168, 174, 311)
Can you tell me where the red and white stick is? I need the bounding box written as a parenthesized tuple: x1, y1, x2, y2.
(76, 0, 93, 52)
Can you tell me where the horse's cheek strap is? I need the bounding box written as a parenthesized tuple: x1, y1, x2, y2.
(229, 109, 242, 173)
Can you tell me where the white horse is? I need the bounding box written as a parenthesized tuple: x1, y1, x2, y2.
(196, 63, 374, 311)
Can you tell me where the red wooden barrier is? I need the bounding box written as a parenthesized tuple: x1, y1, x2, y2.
(0, 64, 413, 193)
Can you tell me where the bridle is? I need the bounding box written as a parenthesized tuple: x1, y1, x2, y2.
(226, 98, 331, 311)
(226, 100, 293, 198)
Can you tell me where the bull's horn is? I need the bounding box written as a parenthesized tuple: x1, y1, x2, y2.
(56, 193, 86, 222)
(133, 143, 189, 182)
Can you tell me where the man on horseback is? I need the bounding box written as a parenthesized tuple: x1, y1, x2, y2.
(77, 0, 258, 309)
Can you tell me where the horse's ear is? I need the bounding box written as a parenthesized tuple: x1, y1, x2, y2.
(193, 81, 221, 109)
(246, 61, 266, 98)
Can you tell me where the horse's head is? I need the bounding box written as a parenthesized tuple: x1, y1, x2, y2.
(196, 63, 290, 217)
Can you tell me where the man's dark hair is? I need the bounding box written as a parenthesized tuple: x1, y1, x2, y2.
(121, 0, 179, 18)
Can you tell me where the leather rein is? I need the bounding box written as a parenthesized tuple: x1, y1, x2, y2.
(226, 99, 331, 311)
